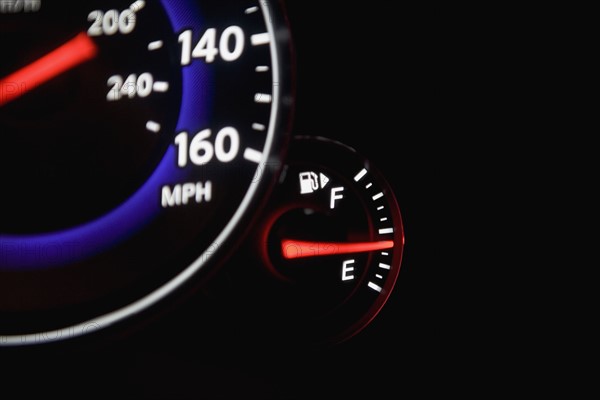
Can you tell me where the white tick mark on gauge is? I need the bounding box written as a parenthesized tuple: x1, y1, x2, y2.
(147, 40, 163, 51)
(245, 6, 259, 14)
(251, 33, 270, 46)
(379, 228, 394, 234)
(244, 148, 263, 164)
(146, 121, 160, 133)
(255, 66, 270, 72)
(255, 93, 272, 103)
(368, 282, 383, 293)
(153, 82, 169, 92)
(252, 123, 266, 131)
(372, 192, 384, 201)
(354, 169, 367, 182)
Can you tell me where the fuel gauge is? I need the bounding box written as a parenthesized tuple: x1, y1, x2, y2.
(253, 136, 405, 344)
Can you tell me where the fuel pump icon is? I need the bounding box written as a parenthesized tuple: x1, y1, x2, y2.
(299, 172, 319, 194)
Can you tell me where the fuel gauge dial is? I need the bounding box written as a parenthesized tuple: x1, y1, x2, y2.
(256, 136, 405, 344)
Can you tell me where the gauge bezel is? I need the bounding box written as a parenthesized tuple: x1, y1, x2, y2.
(260, 136, 405, 344)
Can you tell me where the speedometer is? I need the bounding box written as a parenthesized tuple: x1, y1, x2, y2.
(0, 0, 292, 345)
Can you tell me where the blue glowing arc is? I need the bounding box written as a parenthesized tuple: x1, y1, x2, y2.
(0, 0, 209, 270)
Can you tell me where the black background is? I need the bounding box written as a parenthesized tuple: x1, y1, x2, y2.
(1, 1, 520, 398)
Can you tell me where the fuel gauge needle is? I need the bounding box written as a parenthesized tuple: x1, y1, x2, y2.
(0, 32, 97, 107)
(281, 239, 395, 259)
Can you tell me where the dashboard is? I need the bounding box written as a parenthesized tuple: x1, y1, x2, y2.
(0, 1, 436, 398)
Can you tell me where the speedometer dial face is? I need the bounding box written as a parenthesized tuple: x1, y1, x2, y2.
(0, 0, 291, 345)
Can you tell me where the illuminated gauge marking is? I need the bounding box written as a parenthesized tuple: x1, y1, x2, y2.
(251, 33, 271, 46)
(146, 121, 161, 133)
(147, 40, 164, 51)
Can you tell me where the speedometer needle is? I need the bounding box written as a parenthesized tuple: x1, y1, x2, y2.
(0, 32, 98, 107)
(281, 239, 395, 260)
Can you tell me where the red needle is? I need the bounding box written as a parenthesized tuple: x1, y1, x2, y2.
(281, 239, 395, 260)
(0, 32, 98, 107)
